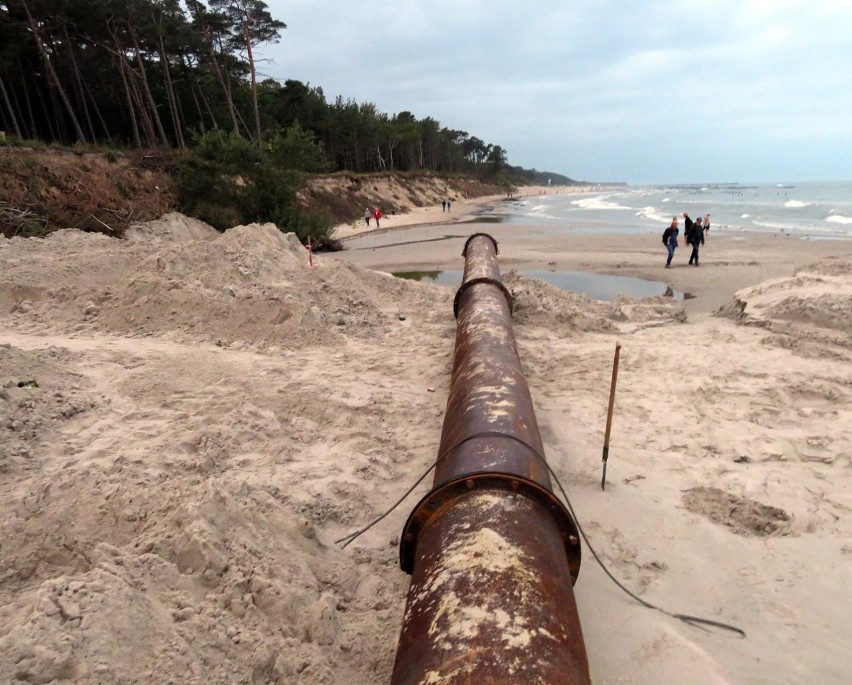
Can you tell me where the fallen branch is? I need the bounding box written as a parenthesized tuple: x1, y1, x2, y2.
(89, 213, 116, 233)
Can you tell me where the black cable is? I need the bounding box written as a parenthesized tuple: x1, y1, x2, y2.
(540, 457, 746, 638)
(334, 459, 436, 549)
(335, 431, 541, 548)
(336, 433, 745, 638)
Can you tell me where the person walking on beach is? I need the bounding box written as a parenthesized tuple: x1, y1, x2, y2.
(662, 217, 679, 268)
(442, 200, 447, 212)
(704, 213, 711, 232)
(446, 198, 452, 212)
(374, 207, 383, 229)
(688, 216, 704, 265)
(682, 212, 693, 247)
(364, 207, 372, 226)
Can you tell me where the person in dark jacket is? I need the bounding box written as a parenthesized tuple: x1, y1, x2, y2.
(682, 212, 693, 247)
(688, 215, 704, 265)
(662, 217, 679, 267)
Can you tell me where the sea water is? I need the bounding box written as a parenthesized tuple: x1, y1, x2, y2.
(495, 181, 852, 239)
(393, 270, 684, 301)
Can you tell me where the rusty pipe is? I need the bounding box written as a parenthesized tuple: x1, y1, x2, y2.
(391, 233, 591, 685)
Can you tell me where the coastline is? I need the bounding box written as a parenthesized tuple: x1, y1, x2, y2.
(331, 184, 597, 240)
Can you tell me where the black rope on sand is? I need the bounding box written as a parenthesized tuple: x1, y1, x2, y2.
(539, 457, 746, 638)
(334, 460, 435, 549)
(334, 431, 535, 548)
(336, 440, 745, 638)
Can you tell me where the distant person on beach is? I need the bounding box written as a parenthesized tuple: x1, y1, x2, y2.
(442, 200, 447, 212)
(688, 216, 704, 265)
(374, 207, 382, 229)
(446, 199, 452, 212)
(704, 213, 711, 231)
(662, 217, 679, 268)
(364, 207, 372, 226)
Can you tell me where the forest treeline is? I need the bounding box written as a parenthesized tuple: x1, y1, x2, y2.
(0, 0, 575, 240)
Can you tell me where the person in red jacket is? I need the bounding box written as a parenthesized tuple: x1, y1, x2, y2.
(373, 207, 383, 229)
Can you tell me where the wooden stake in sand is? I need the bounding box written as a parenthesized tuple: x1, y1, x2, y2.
(601, 342, 621, 491)
(307, 236, 313, 267)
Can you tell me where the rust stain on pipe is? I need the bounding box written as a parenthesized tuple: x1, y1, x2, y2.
(392, 233, 591, 684)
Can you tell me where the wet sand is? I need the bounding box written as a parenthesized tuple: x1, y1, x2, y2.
(331, 221, 850, 317)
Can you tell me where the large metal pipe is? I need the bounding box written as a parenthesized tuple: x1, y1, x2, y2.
(391, 233, 591, 685)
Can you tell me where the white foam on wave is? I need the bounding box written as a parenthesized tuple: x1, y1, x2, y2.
(570, 197, 632, 211)
(785, 200, 812, 208)
(826, 214, 852, 225)
(662, 197, 671, 203)
(741, 213, 751, 218)
(527, 204, 562, 221)
(636, 207, 672, 223)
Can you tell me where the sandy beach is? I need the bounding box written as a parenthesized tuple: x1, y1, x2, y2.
(332, 184, 597, 240)
(1, 207, 850, 684)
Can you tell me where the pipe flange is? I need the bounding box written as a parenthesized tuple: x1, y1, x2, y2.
(453, 277, 514, 318)
(399, 472, 582, 583)
(462, 232, 499, 257)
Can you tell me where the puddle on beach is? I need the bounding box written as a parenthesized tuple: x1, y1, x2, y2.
(458, 216, 504, 224)
(392, 269, 684, 301)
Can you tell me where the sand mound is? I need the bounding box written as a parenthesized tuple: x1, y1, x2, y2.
(504, 270, 685, 334)
(718, 258, 852, 359)
(0, 224, 446, 680)
(1, 219, 450, 349)
(124, 212, 219, 243)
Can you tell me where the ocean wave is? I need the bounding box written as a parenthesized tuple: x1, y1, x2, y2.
(662, 197, 671, 203)
(570, 197, 632, 210)
(741, 213, 751, 218)
(636, 207, 672, 223)
(785, 200, 812, 208)
(826, 214, 852, 225)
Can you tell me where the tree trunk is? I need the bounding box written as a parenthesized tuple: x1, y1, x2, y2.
(7, 72, 30, 138)
(179, 52, 218, 130)
(0, 72, 23, 139)
(243, 29, 262, 145)
(83, 79, 114, 145)
(115, 37, 156, 146)
(128, 65, 156, 146)
(18, 59, 39, 139)
(113, 46, 142, 147)
(130, 28, 169, 145)
(206, 31, 240, 134)
(62, 26, 97, 143)
(22, 0, 87, 143)
(156, 28, 185, 149)
(234, 104, 253, 140)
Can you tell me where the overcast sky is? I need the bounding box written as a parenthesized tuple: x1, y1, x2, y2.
(257, 0, 852, 185)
